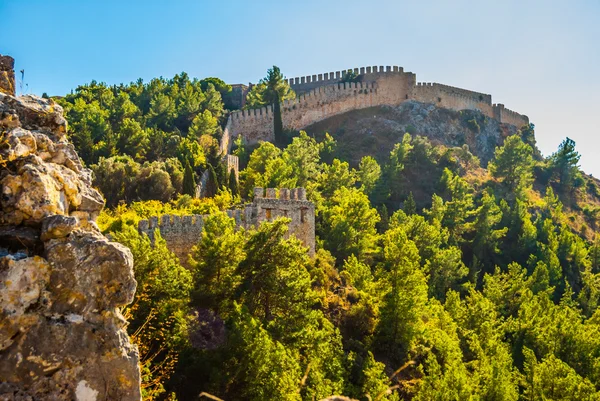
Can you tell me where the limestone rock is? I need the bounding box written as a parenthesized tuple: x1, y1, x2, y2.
(0, 120, 105, 225)
(40, 214, 78, 241)
(0, 55, 15, 96)
(0, 93, 67, 138)
(0, 87, 141, 399)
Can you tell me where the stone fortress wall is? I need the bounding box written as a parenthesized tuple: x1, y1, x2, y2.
(138, 187, 315, 265)
(222, 65, 530, 149)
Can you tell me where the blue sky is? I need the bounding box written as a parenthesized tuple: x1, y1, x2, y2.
(2, 0, 599, 175)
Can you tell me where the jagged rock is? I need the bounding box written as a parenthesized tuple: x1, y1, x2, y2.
(0, 55, 15, 96)
(0, 255, 49, 351)
(40, 214, 78, 241)
(0, 83, 141, 399)
(0, 93, 67, 138)
(45, 231, 136, 315)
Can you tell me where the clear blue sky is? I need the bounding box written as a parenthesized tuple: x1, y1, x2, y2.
(2, 0, 599, 175)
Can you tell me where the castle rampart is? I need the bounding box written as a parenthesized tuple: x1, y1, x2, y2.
(138, 187, 315, 265)
(288, 65, 407, 94)
(224, 65, 529, 146)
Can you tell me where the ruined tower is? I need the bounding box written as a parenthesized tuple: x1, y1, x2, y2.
(138, 187, 316, 266)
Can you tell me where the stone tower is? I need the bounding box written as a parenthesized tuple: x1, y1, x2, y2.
(246, 187, 315, 256)
(138, 187, 316, 266)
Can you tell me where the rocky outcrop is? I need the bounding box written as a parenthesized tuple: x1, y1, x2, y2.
(0, 88, 141, 399)
(0, 55, 15, 96)
(305, 100, 521, 166)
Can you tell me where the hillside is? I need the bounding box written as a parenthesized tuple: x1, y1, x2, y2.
(304, 101, 520, 166)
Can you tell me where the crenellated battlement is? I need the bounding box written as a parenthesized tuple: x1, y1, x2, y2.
(221, 64, 529, 150)
(138, 187, 316, 265)
(288, 65, 410, 96)
(288, 65, 406, 86)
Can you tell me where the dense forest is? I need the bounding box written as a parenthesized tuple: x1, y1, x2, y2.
(58, 67, 600, 400)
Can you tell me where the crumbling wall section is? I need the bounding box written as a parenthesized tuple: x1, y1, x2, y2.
(138, 214, 205, 266)
(138, 187, 316, 265)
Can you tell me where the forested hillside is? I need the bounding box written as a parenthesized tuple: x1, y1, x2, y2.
(60, 69, 600, 401)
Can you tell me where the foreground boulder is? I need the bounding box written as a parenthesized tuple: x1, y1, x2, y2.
(0, 87, 141, 399)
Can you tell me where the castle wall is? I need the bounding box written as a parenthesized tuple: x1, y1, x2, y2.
(138, 187, 316, 266)
(492, 103, 529, 128)
(282, 82, 377, 131)
(288, 65, 408, 94)
(223, 65, 529, 148)
(413, 82, 494, 117)
(228, 105, 275, 144)
(251, 187, 315, 256)
(226, 154, 239, 179)
(138, 214, 205, 266)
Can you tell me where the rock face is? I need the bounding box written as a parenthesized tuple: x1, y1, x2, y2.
(0, 86, 141, 399)
(0, 55, 15, 96)
(305, 101, 520, 166)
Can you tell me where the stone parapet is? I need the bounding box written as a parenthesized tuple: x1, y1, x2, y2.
(138, 187, 316, 265)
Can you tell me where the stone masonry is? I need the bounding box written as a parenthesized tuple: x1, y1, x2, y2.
(220, 65, 530, 151)
(138, 187, 315, 266)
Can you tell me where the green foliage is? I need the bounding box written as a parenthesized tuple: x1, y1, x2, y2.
(466, 118, 481, 133)
(318, 159, 358, 199)
(224, 305, 302, 401)
(228, 168, 239, 197)
(245, 66, 296, 144)
(322, 187, 380, 262)
(549, 137, 584, 200)
(59, 74, 223, 168)
(489, 134, 535, 194)
(182, 159, 196, 196)
(375, 226, 427, 363)
(245, 66, 295, 108)
(92, 155, 184, 207)
(358, 155, 381, 196)
(206, 164, 219, 198)
(189, 212, 244, 312)
(86, 93, 600, 400)
(284, 131, 321, 187)
(113, 226, 192, 398)
(404, 191, 417, 215)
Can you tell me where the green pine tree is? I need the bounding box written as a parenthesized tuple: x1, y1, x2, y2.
(206, 164, 219, 198)
(182, 159, 196, 196)
(228, 168, 239, 197)
(404, 192, 417, 215)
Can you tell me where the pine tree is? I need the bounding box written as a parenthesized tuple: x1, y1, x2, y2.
(228, 168, 239, 197)
(206, 164, 219, 198)
(550, 137, 582, 195)
(182, 159, 196, 196)
(404, 192, 417, 215)
(489, 134, 534, 195)
(245, 66, 295, 145)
